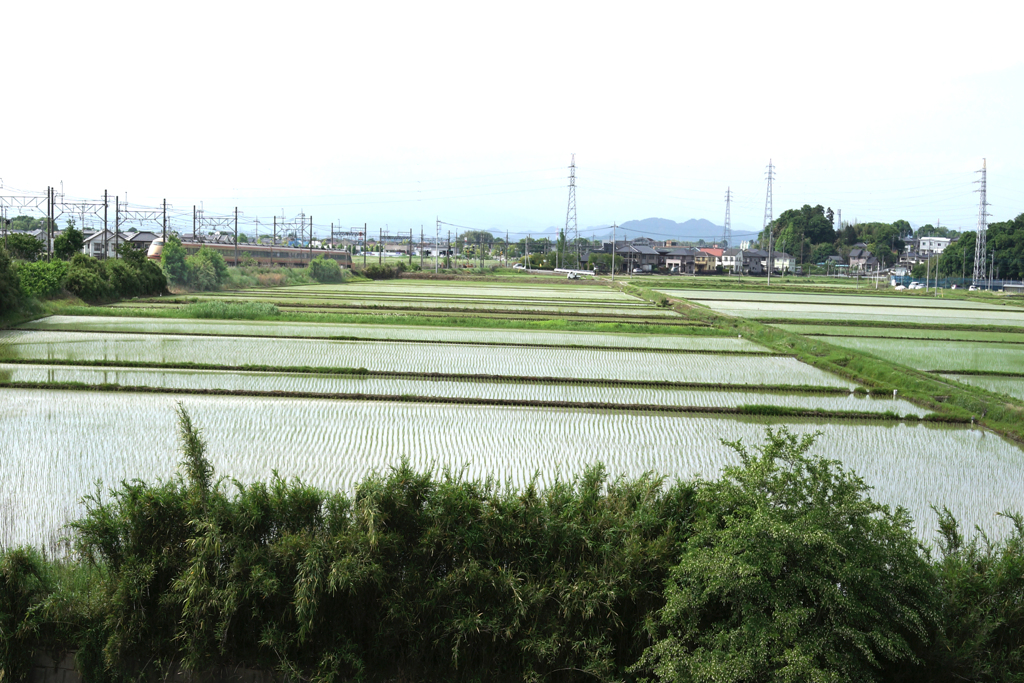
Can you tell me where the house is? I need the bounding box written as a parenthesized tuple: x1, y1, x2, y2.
(721, 248, 744, 273)
(771, 251, 796, 273)
(918, 236, 951, 256)
(699, 247, 724, 272)
(616, 244, 661, 272)
(694, 250, 715, 273)
(664, 247, 697, 274)
(848, 248, 879, 271)
(82, 230, 127, 259)
(742, 249, 768, 275)
(125, 231, 159, 253)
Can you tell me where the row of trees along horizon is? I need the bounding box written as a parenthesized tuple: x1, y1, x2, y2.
(756, 205, 1024, 279)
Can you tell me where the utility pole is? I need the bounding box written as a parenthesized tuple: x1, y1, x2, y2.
(420, 226, 424, 269)
(611, 222, 617, 282)
(763, 160, 775, 285)
(973, 158, 990, 285)
(234, 207, 239, 266)
(379, 229, 383, 265)
(272, 216, 277, 266)
(192, 205, 197, 242)
(722, 187, 733, 248)
(435, 218, 439, 273)
(446, 231, 451, 269)
(45, 186, 52, 261)
(162, 199, 167, 243)
(363, 223, 367, 268)
(114, 195, 120, 259)
(309, 215, 313, 262)
(409, 229, 414, 268)
(103, 190, 109, 259)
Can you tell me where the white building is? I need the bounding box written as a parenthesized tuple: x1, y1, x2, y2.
(918, 237, 951, 256)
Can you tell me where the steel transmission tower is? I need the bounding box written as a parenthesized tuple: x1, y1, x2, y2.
(722, 187, 733, 247)
(973, 159, 990, 285)
(763, 160, 776, 284)
(565, 154, 578, 267)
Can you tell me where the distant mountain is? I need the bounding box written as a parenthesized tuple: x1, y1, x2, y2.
(618, 217, 722, 241)
(522, 218, 759, 244)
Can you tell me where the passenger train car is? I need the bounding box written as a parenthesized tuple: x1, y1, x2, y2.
(147, 238, 352, 269)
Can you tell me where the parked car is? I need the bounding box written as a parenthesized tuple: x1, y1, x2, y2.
(513, 263, 526, 270)
(632, 268, 645, 274)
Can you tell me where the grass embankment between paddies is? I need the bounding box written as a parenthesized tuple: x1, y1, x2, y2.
(44, 300, 721, 336)
(0, 295, 90, 331)
(0, 357, 847, 394)
(623, 282, 1024, 443)
(0, 380, 933, 421)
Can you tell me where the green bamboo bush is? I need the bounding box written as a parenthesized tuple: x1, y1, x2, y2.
(4, 414, 1024, 681)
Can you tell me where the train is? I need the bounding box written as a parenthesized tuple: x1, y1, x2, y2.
(146, 238, 353, 269)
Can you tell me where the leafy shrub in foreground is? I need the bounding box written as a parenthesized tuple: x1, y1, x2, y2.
(636, 428, 936, 683)
(16, 260, 68, 298)
(0, 247, 22, 314)
(307, 254, 345, 283)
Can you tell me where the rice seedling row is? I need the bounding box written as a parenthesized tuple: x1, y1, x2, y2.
(2, 389, 1019, 547)
(24, 316, 753, 351)
(818, 336, 1024, 373)
(0, 363, 917, 414)
(0, 330, 848, 386)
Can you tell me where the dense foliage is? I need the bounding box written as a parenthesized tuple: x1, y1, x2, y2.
(307, 254, 346, 282)
(62, 247, 166, 302)
(361, 261, 407, 280)
(3, 418, 1024, 682)
(4, 233, 44, 261)
(939, 214, 1024, 281)
(0, 247, 21, 315)
(160, 236, 230, 291)
(53, 221, 85, 261)
(638, 429, 935, 683)
(16, 259, 69, 298)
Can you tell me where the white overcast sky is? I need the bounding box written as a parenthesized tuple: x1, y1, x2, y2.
(4, 0, 1023, 240)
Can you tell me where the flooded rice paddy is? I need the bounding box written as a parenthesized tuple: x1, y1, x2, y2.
(0, 330, 849, 386)
(0, 363, 921, 414)
(943, 374, 1024, 401)
(1, 389, 1017, 547)
(820, 336, 1024, 373)
(23, 315, 760, 352)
